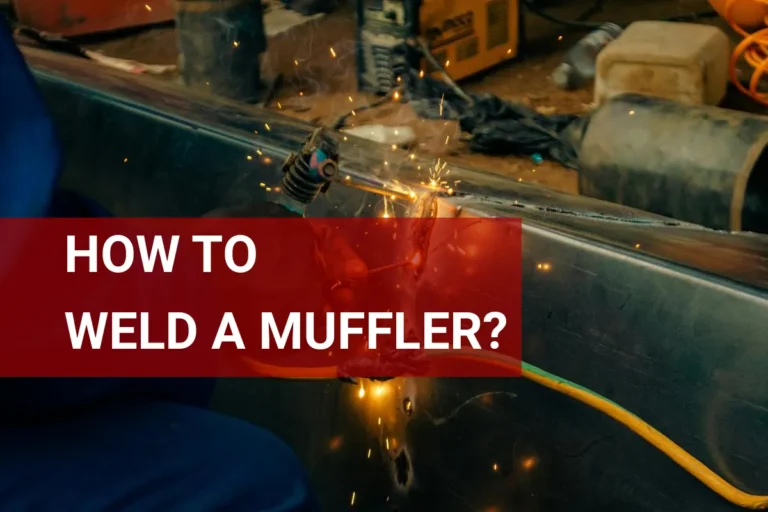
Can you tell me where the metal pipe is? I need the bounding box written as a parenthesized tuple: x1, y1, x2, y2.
(578, 94, 768, 233)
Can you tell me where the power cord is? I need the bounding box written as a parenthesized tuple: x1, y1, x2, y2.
(240, 350, 768, 510)
(724, 0, 768, 106)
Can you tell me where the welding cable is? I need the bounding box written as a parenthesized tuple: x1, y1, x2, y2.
(723, 0, 768, 106)
(240, 351, 768, 510)
(520, 0, 717, 30)
(410, 37, 474, 106)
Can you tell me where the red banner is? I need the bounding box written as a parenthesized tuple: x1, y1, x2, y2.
(0, 217, 522, 377)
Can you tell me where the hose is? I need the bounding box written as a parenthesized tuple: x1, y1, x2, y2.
(724, 0, 768, 106)
(240, 350, 768, 509)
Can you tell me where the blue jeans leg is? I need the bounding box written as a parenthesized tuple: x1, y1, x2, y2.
(0, 401, 320, 512)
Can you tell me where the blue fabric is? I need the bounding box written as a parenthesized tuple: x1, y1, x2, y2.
(0, 19, 318, 512)
(0, 20, 59, 218)
(0, 402, 320, 512)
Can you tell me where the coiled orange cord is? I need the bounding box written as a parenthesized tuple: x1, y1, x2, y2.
(725, 0, 768, 105)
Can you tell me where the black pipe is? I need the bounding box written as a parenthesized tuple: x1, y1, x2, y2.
(578, 94, 768, 233)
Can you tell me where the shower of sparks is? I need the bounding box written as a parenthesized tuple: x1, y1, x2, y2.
(425, 158, 453, 192)
(329, 47, 337, 58)
(144, 4, 152, 11)
(381, 199, 391, 218)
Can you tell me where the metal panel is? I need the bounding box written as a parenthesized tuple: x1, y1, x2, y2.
(24, 47, 768, 512)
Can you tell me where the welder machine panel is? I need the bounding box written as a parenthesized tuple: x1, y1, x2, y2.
(357, 0, 521, 93)
(420, 0, 520, 80)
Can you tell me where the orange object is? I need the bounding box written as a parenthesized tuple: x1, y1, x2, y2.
(14, 0, 175, 36)
(710, 0, 768, 28)
(717, 0, 768, 106)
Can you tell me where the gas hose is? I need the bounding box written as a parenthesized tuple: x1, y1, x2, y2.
(240, 350, 768, 510)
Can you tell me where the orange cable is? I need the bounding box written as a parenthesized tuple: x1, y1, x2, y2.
(726, 0, 768, 106)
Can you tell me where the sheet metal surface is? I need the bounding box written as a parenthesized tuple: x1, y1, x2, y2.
(23, 47, 768, 512)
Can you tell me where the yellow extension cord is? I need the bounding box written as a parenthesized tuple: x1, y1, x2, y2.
(241, 350, 768, 509)
(727, 0, 768, 106)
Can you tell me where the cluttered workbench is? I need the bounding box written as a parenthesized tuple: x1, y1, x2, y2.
(10, 0, 754, 199)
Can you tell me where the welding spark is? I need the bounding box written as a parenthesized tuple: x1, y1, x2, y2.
(329, 47, 337, 58)
(144, 4, 152, 11)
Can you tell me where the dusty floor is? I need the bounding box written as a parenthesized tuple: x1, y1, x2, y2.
(74, 0, 740, 195)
